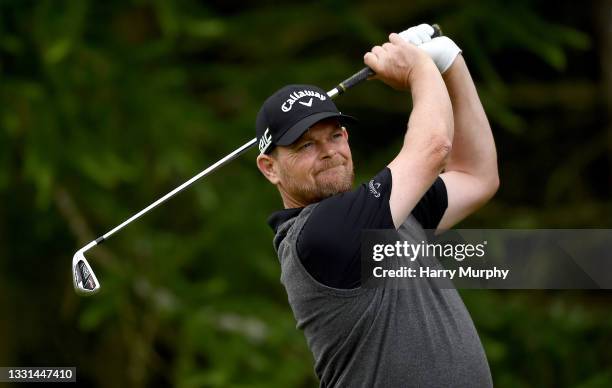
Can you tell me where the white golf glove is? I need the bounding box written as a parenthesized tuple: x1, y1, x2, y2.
(398, 24, 462, 73)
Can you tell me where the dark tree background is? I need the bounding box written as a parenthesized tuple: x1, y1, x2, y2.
(1, 0, 610, 387)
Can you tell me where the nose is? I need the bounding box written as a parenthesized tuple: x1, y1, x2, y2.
(319, 141, 337, 159)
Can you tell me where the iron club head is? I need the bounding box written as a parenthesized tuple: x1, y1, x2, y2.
(72, 247, 100, 295)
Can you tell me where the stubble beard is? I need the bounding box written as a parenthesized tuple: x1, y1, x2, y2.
(280, 158, 354, 205)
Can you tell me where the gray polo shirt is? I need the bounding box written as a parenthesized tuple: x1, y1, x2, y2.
(270, 172, 493, 387)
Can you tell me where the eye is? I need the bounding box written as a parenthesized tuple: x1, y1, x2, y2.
(332, 132, 343, 139)
(299, 142, 313, 151)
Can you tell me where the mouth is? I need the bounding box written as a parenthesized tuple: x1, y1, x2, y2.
(317, 164, 344, 174)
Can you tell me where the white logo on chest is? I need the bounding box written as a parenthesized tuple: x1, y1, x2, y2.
(369, 180, 381, 198)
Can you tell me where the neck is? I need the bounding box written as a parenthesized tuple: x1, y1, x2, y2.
(278, 186, 308, 209)
(281, 194, 307, 209)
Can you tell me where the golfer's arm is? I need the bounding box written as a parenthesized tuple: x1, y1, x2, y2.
(437, 54, 499, 231)
(388, 60, 453, 229)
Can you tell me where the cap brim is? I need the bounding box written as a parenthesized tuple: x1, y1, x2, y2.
(275, 112, 357, 147)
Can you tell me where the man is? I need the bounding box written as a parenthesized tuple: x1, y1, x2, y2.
(256, 24, 499, 387)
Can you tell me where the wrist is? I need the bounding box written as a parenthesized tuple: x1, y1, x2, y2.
(442, 53, 466, 80)
(407, 55, 439, 86)
(412, 36, 462, 74)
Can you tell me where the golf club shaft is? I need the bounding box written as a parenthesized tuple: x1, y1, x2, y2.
(100, 137, 257, 243)
(81, 24, 443, 252)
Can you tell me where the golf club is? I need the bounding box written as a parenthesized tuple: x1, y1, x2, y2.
(72, 25, 442, 295)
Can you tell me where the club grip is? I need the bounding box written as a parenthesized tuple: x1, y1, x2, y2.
(335, 67, 376, 95)
(329, 24, 442, 99)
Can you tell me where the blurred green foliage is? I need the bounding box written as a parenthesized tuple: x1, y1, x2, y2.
(0, 0, 610, 387)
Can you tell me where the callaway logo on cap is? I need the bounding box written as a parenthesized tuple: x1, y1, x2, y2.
(256, 84, 356, 154)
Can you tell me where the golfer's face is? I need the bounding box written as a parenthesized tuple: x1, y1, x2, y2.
(277, 118, 354, 203)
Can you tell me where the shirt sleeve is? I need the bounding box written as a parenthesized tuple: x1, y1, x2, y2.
(296, 167, 394, 289)
(410, 177, 448, 229)
(296, 168, 448, 289)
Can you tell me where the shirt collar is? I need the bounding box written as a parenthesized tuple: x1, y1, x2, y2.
(267, 207, 304, 233)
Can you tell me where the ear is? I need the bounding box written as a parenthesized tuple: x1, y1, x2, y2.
(341, 126, 349, 141)
(256, 153, 280, 184)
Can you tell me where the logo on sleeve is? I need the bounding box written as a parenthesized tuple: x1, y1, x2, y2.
(369, 180, 381, 198)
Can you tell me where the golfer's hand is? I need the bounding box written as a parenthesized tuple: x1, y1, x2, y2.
(364, 33, 433, 91)
(399, 24, 462, 74)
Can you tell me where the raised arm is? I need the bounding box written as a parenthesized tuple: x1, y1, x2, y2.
(364, 33, 453, 229)
(398, 24, 499, 231)
(437, 55, 499, 230)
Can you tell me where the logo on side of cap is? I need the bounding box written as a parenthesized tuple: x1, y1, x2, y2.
(259, 128, 273, 154)
(281, 90, 327, 112)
